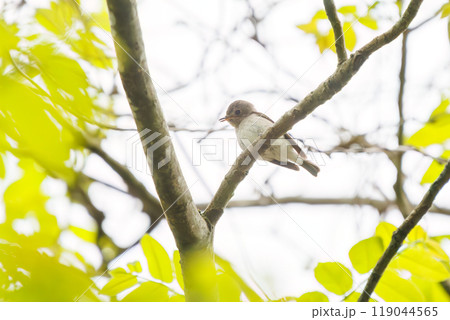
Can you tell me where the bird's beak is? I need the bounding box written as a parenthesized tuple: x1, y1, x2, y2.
(219, 116, 229, 122)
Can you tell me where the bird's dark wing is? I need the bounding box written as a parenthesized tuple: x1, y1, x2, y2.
(253, 111, 307, 158)
(269, 160, 299, 171)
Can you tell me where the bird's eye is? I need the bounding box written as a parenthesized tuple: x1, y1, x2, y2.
(235, 110, 240, 115)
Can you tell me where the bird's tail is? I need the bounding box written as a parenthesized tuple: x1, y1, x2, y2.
(297, 159, 320, 177)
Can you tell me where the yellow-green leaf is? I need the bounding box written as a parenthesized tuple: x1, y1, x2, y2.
(441, 3, 450, 18)
(314, 262, 353, 295)
(122, 281, 170, 302)
(296, 291, 329, 302)
(173, 250, 184, 290)
(317, 29, 335, 53)
(140, 234, 173, 283)
(376, 269, 425, 302)
(407, 225, 427, 242)
(425, 239, 449, 261)
(100, 270, 137, 296)
(421, 151, 450, 184)
(169, 294, 185, 302)
(127, 261, 142, 273)
(358, 15, 378, 30)
(393, 247, 450, 282)
(218, 273, 242, 302)
(430, 98, 449, 119)
(349, 236, 384, 274)
(375, 222, 397, 248)
(408, 119, 450, 147)
(343, 22, 356, 51)
(411, 276, 450, 302)
(297, 21, 317, 34)
(0, 155, 5, 179)
(338, 6, 357, 15)
(69, 225, 97, 243)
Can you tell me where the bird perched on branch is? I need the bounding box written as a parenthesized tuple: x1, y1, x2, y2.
(220, 100, 320, 177)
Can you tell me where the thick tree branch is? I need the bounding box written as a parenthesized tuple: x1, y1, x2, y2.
(106, 0, 209, 250)
(358, 160, 450, 302)
(106, 0, 217, 301)
(323, 0, 347, 65)
(204, 0, 424, 226)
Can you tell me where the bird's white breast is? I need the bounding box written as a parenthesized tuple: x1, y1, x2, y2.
(236, 114, 271, 150)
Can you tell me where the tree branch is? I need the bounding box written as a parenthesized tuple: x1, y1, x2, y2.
(204, 0, 424, 226)
(198, 196, 450, 216)
(392, 31, 412, 218)
(323, 0, 347, 65)
(87, 141, 164, 226)
(106, 0, 217, 301)
(106, 0, 209, 249)
(358, 160, 450, 302)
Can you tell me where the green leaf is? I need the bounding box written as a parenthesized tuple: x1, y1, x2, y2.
(424, 239, 450, 261)
(406, 225, 427, 242)
(122, 281, 170, 302)
(100, 268, 137, 296)
(296, 291, 329, 302)
(421, 151, 450, 184)
(140, 234, 173, 283)
(0, 155, 5, 179)
(358, 15, 378, 30)
(441, 3, 450, 18)
(430, 98, 449, 119)
(35, 1, 78, 36)
(375, 222, 397, 248)
(173, 250, 184, 290)
(69, 225, 97, 243)
(314, 262, 353, 295)
(297, 21, 317, 34)
(0, 20, 19, 60)
(375, 269, 425, 302)
(411, 276, 450, 302)
(349, 236, 384, 274)
(218, 273, 242, 302)
(169, 294, 185, 302)
(127, 261, 142, 273)
(393, 247, 450, 282)
(338, 6, 357, 15)
(343, 22, 356, 51)
(317, 29, 335, 53)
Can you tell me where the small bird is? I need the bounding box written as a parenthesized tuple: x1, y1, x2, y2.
(219, 100, 320, 177)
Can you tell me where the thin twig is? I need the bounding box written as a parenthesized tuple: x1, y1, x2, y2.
(323, 0, 347, 65)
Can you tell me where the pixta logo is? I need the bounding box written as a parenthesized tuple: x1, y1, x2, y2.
(126, 129, 171, 174)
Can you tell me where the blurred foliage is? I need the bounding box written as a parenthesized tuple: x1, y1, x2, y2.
(440, 1, 450, 41)
(310, 222, 450, 302)
(99, 234, 262, 302)
(0, 0, 115, 301)
(408, 96, 450, 183)
(297, 4, 378, 54)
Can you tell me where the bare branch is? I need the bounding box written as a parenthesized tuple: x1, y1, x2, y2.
(358, 160, 450, 302)
(87, 141, 164, 227)
(204, 0, 424, 226)
(392, 32, 412, 218)
(198, 196, 450, 216)
(106, 0, 210, 250)
(323, 0, 347, 65)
